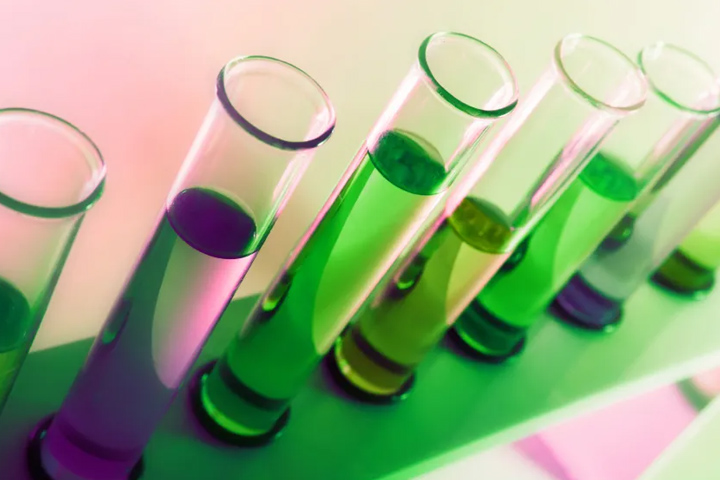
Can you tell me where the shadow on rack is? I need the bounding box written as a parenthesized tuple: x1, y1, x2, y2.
(0, 338, 91, 480)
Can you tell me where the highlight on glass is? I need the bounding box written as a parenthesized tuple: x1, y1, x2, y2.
(450, 36, 699, 361)
(189, 32, 519, 444)
(553, 43, 720, 329)
(27, 56, 336, 480)
(0, 109, 105, 414)
(654, 190, 720, 296)
(329, 33, 649, 399)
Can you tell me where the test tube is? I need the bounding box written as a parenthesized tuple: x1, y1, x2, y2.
(28, 56, 336, 480)
(654, 197, 720, 295)
(552, 44, 720, 328)
(451, 40, 709, 361)
(0, 109, 105, 413)
(330, 34, 649, 398)
(189, 32, 519, 444)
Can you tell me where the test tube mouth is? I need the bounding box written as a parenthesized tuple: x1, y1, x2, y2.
(554, 34, 648, 115)
(217, 55, 336, 151)
(0, 108, 105, 219)
(638, 42, 720, 115)
(418, 32, 519, 118)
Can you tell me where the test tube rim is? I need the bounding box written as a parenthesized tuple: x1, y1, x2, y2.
(417, 31, 520, 118)
(553, 33, 648, 115)
(638, 41, 720, 116)
(0, 107, 105, 219)
(217, 55, 336, 151)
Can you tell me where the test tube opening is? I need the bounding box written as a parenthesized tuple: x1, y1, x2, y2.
(554, 34, 648, 114)
(418, 32, 519, 118)
(0, 109, 105, 219)
(218, 55, 336, 150)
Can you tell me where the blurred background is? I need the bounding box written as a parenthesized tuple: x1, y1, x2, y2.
(3, 0, 720, 478)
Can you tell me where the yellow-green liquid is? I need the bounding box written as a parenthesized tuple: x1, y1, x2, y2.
(335, 197, 513, 395)
(677, 211, 720, 269)
(655, 202, 720, 293)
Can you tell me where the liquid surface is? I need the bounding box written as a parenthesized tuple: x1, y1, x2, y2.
(335, 197, 513, 395)
(455, 152, 638, 355)
(41, 187, 259, 479)
(201, 129, 449, 434)
(169, 188, 257, 258)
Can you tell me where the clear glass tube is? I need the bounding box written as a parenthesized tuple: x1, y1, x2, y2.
(451, 39, 710, 360)
(0, 109, 105, 412)
(193, 32, 519, 441)
(35, 56, 336, 480)
(551, 44, 720, 328)
(332, 34, 649, 396)
(654, 189, 720, 295)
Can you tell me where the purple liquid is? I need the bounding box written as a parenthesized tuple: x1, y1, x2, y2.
(40, 188, 258, 480)
(553, 273, 622, 330)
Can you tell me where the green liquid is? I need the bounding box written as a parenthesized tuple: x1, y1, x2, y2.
(335, 197, 514, 395)
(0, 277, 32, 411)
(455, 152, 639, 357)
(654, 249, 716, 294)
(499, 233, 531, 274)
(201, 129, 449, 435)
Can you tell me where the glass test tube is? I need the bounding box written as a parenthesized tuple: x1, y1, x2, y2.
(30, 56, 336, 480)
(451, 40, 707, 361)
(330, 34, 649, 398)
(190, 32, 519, 444)
(553, 45, 720, 328)
(0, 110, 105, 413)
(654, 196, 720, 295)
(599, 49, 720, 253)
